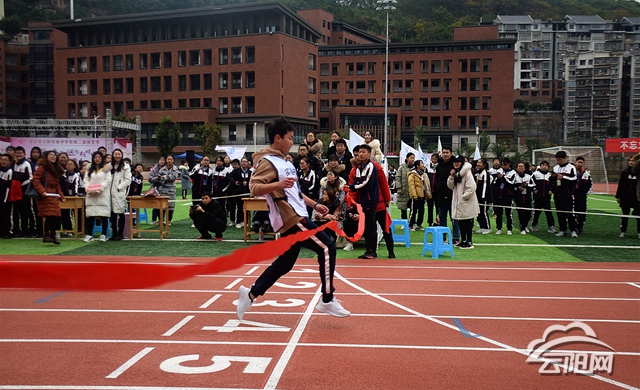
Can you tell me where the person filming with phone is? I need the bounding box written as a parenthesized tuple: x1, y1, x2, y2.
(189, 191, 227, 241)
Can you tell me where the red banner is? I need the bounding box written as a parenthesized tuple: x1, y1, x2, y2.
(605, 138, 640, 153)
(0, 206, 364, 291)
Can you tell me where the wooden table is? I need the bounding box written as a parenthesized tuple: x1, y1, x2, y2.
(242, 197, 278, 242)
(128, 196, 170, 240)
(54, 196, 85, 240)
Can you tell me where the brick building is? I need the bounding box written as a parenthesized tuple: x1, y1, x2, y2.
(27, 2, 516, 156)
(0, 32, 30, 118)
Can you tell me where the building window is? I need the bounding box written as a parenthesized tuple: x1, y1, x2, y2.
(246, 124, 254, 140)
(332, 81, 339, 94)
(190, 74, 200, 91)
(246, 96, 255, 113)
(308, 54, 316, 70)
(114, 78, 123, 94)
(178, 99, 187, 108)
(347, 63, 354, 75)
(308, 101, 316, 117)
(114, 55, 123, 71)
(459, 59, 468, 72)
(421, 60, 428, 73)
(190, 98, 200, 108)
(67, 58, 75, 73)
(246, 71, 255, 88)
(90, 57, 97, 72)
(232, 97, 242, 113)
(151, 53, 161, 69)
(164, 75, 172, 92)
(126, 54, 133, 70)
(67, 81, 75, 96)
(219, 48, 228, 65)
(164, 52, 172, 68)
(190, 50, 200, 66)
(126, 78, 134, 93)
(103, 79, 111, 94)
(139, 77, 148, 93)
(232, 72, 242, 89)
(431, 60, 441, 73)
(470, 59, 480, 72)
(103, 56, 110, 72)
(308, 77, 316, 94)
(164, 99, 172, 108)
(140, 100, 148, 109)
(139, 54, 147, 70)
(219, 73, 228, 89)
(203, 98, 211, 107)
(203, 49, 212, 66)
(219, 97, 228, 113)
(151, 76, 161, 92)
(246, 46, 255, 63)
(178, 51, 187, 67)
(320, 63, 329, 76)
(431, 79, 440, 92)
(229, 124, 236, 141)
(204, 74, 212, 90)
(178, 75, 186, 91)
(90, 79, 97, 95)
(151, 100, 161, 109)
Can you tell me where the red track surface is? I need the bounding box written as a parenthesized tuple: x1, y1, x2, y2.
(0, 256, 639, 389)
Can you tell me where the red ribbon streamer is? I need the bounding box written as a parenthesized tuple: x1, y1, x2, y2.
(0, 205, 364, 291)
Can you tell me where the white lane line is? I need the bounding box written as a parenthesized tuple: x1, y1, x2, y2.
(263, 289, 322, 390)
(224, 278, 243, 290)
(337, 265, 640, 272)
(199, 294, 222, 309)
(628, 282, 640, 289)
(335, 271, 638, 390)
(0, 387, 244, 390)
(245, 266, 260, 275)
(1, 309, 639, 324)
(2, 338, 640, 356)
(162, 316, 194, 337)
(365, 293, 640, 301)
(340, 277, 637, 285)
(105, 346, 154, 378)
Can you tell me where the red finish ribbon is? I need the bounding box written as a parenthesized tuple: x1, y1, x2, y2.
(0, 205, 364, 291)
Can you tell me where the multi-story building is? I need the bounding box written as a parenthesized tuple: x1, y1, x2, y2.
(26, 2, 516, 156)
(0, 32, 30, 118)
(494, 14, 640, 139)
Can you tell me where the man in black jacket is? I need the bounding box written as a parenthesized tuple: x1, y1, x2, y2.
(434, 146, 460, 243)
(230, 157, 252, 228)
(293, 144, 322, 173)
(189, 191, 227, 241)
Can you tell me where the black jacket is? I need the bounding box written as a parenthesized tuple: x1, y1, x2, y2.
(191, 198, 226, 222)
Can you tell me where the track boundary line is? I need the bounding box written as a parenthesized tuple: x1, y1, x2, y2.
(335, 271, 638, 390)
(2, 309, 639, 324)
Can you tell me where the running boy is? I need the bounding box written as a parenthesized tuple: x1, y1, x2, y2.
(237, 117, 350, 320)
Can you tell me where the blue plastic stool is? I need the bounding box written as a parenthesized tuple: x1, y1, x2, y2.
(92, 218, 111, 238)
(422, 226, 454, 258)
(390, 220, 411, 248)
(137, 208, 149, 225)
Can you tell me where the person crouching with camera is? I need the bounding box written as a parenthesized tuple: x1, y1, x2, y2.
(190, 191, 227, 241)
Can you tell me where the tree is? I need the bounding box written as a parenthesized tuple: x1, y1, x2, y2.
(480, 131, 491, 156)
(551, 98, 563, 111)
(606, 126, 618, 137)
(514, 99, 527, 110)
(0, 16, 23, 37)
(414, 125, 428, 147)
(155, 116, 181, 157)
(490, 140, 509, 160)
(194, 122, 223, 157)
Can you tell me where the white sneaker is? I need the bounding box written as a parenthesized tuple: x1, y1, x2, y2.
(235, 223, 243, 229)
(571, 231, 578, 238)
(83, 235, 93, 242)
(343, 243, 354, 251)
(99, 234, 107, 242)
(55, 232, 60, 239)
(507, 230, 512, 235)
(520, 230, 527, 235)
(236, 286, 253, 320)
(65, 232, 74, 237)
(530, 226, 539, 232)
(228, 221, 234, 227)
(495, 229, 502, 235)
(191, 223, 195, 228)
(482, 229, 491, 234)
(525, 227, 530, 233)
(315, 298, 350, 317)
(555, 231, 567, 237)
(475, 228, 484, 234)
(619, 232, 626, 238)
(548, 226, 557, 234)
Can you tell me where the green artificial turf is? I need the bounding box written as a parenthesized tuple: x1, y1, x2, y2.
(1, 185, 638, 263)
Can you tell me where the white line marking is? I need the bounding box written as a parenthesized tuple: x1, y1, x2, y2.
(2, 339, 639, 355)
(224, 278, 243, 290)
(335, 272, 638, 390)
(105, 346, 154, 378)
(337, 265, 640, 272)
(628, 282, 640, 289)
(263, 290, 322, 390)
(199, 294, 222, 309)
(341, 277, 637, 285)
(2, 309, 638, 323)
(0, 387, 246, 390)
(367, 293, 640, 301)
(245, 266, 260, 275)
(162, 316, 194, 337)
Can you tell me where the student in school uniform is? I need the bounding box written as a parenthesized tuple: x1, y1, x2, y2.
(551, 151, 578, 238)
(494, 157, 516, 235)
(574, 156, 593, 234)
(474, 158, 492, 234)
(513, 162, 536, 235)
(531, 161, 556, 233)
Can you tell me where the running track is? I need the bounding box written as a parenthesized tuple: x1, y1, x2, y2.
(0, 256, 639, 389)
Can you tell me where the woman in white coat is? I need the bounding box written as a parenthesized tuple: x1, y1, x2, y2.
(84, 151, 113, 242)
(364, 131, 383, 163)
(447, 155, 479, 249)
(109, 148, 131, 241)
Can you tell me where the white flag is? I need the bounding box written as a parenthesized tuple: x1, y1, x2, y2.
(474, 143, 481, 160)
(215, 145, 246, 160)
(400, 141, 421, 166)
(437, 136, 443, 156)
(348, 128, 364, 153)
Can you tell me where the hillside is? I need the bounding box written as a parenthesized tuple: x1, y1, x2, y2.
(3, 0, 640, 42)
